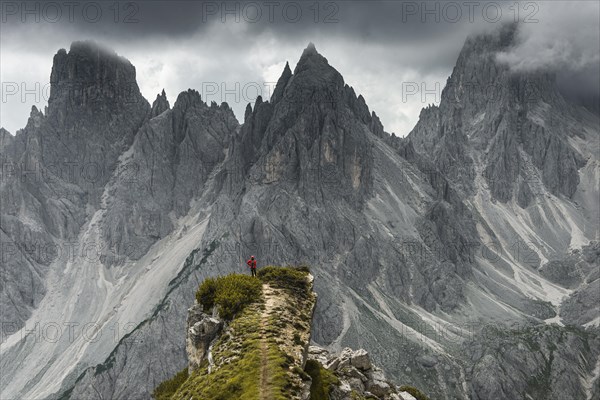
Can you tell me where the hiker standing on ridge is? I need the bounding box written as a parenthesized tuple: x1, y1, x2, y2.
(246, 255, 257, 277)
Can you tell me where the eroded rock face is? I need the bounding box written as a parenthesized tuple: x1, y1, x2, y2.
(97, 88, 238, 260)
(406, 23, 586, 205)
(46, 40, 150, 194)
(0, 41, 150, 338)
(464, 325, 600, 400)
(185, 304, 223, 371)
(151, 89, 170, 117)
(350, 348, 372, 371)
(308, 346, 424, 400)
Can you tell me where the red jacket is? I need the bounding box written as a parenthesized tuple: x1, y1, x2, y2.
(247, 259, 257, 269)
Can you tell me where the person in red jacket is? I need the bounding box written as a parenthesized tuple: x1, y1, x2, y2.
(246, 255, 257, 277)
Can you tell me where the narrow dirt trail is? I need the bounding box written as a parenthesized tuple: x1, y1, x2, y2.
(259, 337, 269, 400)
(259, 284, 278, 400)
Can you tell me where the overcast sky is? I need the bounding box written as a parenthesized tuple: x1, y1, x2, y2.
(1, 1, 598, 136)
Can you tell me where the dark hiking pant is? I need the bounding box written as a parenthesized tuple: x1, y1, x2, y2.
(251, 268, 257, 277)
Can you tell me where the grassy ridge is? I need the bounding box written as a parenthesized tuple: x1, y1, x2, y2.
(153, 368, 189, 400)
(258, 265, 311, 295)
(196, 274, 263, 320)
(171, 303, 291, 400)
(154, 266, 313, 400)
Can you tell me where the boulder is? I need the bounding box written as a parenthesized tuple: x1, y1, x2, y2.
(399, 391, 418, 400)
(340, 365, 368, 382)
(347, 377, 365, 393)
(340, 347, 354, 359)
(367, 368, 392, 397)
(368, 378, 392, 398)
(350, 348, 372, 371)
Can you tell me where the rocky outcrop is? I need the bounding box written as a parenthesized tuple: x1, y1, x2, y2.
(0, 127, 11, 148)
(97, 88, 237, 260)
(406, 23, 587, 205)
(151, 89, 171, 117)
(165, 268, 319, 400)
(185, 305, 222, 371)
(464, 324, 600, 400)
(45, 40, 149, 193)
(0, 41, 149, 339)
(159, 269, 428, 400)
(308, 346, 426, 400)
(224, 42, 385, 208)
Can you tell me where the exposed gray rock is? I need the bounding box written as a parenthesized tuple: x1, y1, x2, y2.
(151, 89, 170, 117)
(465, 324, 600, 400)
(350, 348, 372, 371)
(398, 392, 418, 400)
(309, 346, 425, 400)
(0, 40, 149, 339)
(185, 304, 223, 371)
(271, 61, 292, 104)
(561, 279, 600, 326)
(0, 127, 11, 148)
(406, 24, 587, 205)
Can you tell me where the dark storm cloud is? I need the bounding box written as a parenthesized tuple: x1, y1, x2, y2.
(1, 1, 210, 36)
(495, 1, 600, 113)
(1, 0, 513, 46)
(1, 0, 599, 134)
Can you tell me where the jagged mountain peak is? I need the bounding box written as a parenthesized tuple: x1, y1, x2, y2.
(50, 40, 137, 88)
(407, 22, 595, 206)
(449, 22, 560, 107)
(29, 105, 43, 117)
(151, 89, 170, 117)
(305, 41, 317, 53)
(269, 45, 330, 107)
(244, 103, 253, 121)
(271, 61, 293, 104)
(462, 22, 518, 52)
(173, 88, 203, 109)
(68, 40, 127, 61)
(268, 43, 351, 113)
(25, 105, 44, 130)
(267, 43, 379, 132)
(48, 40, 147, 124)
(297, 41, 320, 63)
(294, 42, 334, 75)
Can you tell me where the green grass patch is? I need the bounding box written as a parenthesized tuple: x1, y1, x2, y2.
(196, 274, 263, 320)
(304, 359, 340, 400)
(156, 266, 315, 400)
(171, 303, 293, 400)
(258, 266, 310, 295)
(152, 368, 189, 400)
